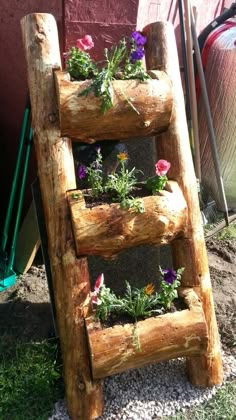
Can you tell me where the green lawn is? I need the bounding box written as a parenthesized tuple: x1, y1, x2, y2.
(0, 338, 64, 420)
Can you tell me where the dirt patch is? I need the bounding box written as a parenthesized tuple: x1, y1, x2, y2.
(0, 239, 236, 357)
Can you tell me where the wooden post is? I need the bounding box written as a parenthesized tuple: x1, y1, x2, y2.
(21, 13, 103, 419)
(144, 22, 223, 386)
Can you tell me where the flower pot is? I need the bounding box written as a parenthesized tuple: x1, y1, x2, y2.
(85, 288, 208, 379)
(54, 70, 173, 142)
(67, 181, 187, 259)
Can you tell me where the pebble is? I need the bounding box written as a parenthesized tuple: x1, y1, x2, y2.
(48, 352, 236, 420)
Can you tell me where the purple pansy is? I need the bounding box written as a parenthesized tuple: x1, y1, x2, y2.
(130, 48, 145, 63)
(131, 31, 147, 47)
(163, 269, 177, 284)
(77, 164, 87, 179)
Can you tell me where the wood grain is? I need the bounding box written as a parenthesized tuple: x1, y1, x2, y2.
(54, 69, 173, 142)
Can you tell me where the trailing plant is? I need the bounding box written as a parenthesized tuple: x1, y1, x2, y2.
(65, 32, 150, 112)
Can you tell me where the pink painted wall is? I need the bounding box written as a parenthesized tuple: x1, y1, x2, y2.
(0, 1, 63, 227)
(0, 0, 232, 227)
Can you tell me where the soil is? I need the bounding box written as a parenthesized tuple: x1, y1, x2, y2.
(0, 238, 235, 358)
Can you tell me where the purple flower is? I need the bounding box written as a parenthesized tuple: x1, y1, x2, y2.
(77, 164, 87, 179)
(131, 31, 147, 47)
(130, 48, 145, 63)
(163, 269, 177, 284)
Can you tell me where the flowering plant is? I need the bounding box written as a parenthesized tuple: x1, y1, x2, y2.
(91, 267, 184, 323)
(146, 159, 171, 193)
(158, 267, 185, 310)
(65, 31, 150, 112)
(77, 148, 145, 212)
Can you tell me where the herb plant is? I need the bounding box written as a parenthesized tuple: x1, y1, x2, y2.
(105, 151, 144, 212)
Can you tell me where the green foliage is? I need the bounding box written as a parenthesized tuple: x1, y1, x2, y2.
(158, 267, 185, 310)
(65, 47, 98, 80)
(116, 281, 163, 319)
(146, 174, 168, 194)
(92, 267, 184, 324)
(94, 285, 119, 322)
(80, 149, 145, 213)
(105, 156, 143, 210)
(85, 147, 104, 197)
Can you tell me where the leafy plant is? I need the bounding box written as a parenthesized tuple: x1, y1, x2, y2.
(84, 146, 104, 197)
(158, 267, 185, 310)
(105, 151, 144, 211)
(146, 159, 171, 194)
(65, 32, 150, 112)
(77, 149, 145, 213)
(91, 267, 184, 322)
(64, 35, 98, 80)
(117, 281, 163, 319)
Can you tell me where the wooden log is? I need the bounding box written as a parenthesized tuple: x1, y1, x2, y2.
(21, 13, 103, 419)
(144, 22, 223, 386)
(67, 181, 187, 258)
(54, 69, 173, 142)
(86, 289, 208, 379)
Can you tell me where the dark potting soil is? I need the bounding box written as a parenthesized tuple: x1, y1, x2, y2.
(82, 183, 153, 209)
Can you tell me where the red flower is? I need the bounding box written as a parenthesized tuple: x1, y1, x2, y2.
(76, 35, 94, 51)
(155, 160, 171, 176)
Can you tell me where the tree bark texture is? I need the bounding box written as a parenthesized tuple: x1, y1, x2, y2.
(144, 22, 223, 386)
(86, 289, 208, 379)
(54, 69, 173, 142)
(21, 13, 103, 419)
(67, 181, 187, 258)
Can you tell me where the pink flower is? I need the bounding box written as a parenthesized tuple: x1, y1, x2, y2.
(94, 273, 104, 292)
(76, 35, 94, 51)
(155, 160, 171, 176)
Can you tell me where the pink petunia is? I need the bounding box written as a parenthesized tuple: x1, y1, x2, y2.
(94, 273, 104, 293)
(76, 35, 94, 51)
(155, 160, 171, 176)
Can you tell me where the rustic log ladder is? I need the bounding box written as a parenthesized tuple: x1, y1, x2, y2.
(21, 13, 223, 420)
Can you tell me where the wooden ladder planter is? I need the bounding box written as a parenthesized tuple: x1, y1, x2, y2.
(21, 13, 223, 420)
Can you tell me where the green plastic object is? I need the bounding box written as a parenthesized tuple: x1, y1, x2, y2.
(0, 97, 32, 291)
(0, 269, 16, 292)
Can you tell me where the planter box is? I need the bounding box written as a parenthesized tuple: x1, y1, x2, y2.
(85, 288, 208, 379)
(54, 69, 173, 142)
(67, 181, 187, 258)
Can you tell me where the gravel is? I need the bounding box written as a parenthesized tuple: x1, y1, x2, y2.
(48, 352, 236, 419)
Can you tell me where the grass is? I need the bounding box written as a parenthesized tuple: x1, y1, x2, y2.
(166, 380, 236, 419)
(215, 222, 236, 240)
(0, 338, 64, 420)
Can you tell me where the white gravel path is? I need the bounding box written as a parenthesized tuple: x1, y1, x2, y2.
(49, 352, 236, 419)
